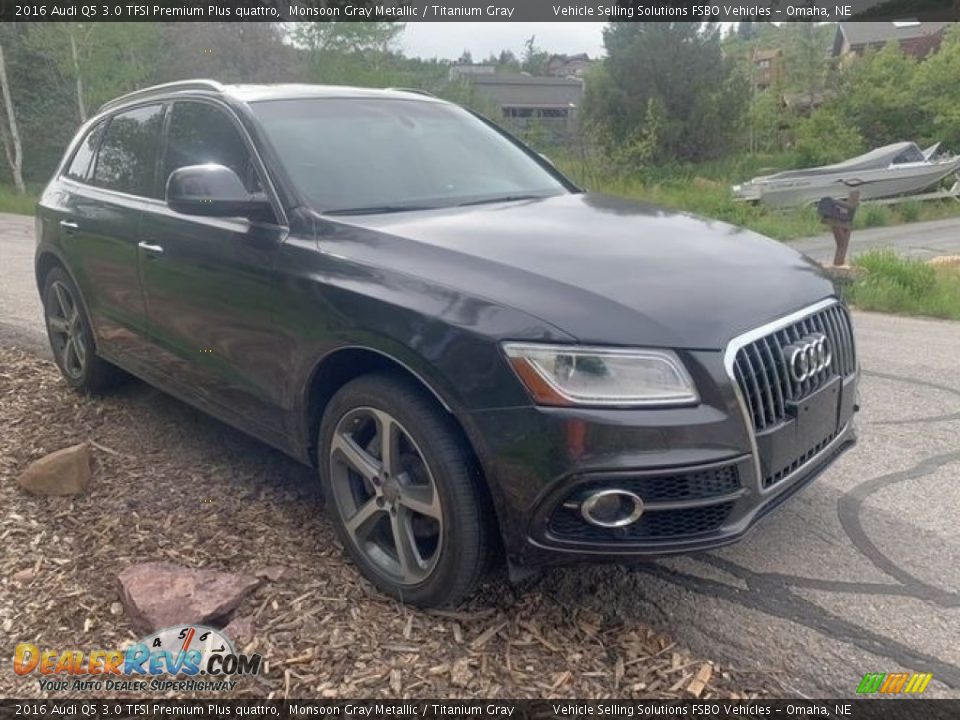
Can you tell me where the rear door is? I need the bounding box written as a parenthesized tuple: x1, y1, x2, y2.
(138, 99, 289, 438)
(55, 104, 165, 363)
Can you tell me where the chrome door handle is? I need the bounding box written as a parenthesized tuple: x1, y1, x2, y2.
(59, 220, 79, 233)
(138, 242, 164, 256)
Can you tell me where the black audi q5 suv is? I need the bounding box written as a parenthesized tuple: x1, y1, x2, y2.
(35, 80, 860, 606)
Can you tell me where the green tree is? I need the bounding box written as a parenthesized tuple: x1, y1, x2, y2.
(831, 41, 928, 147)
(521, 36, 549, 75)
(292, 22, 405, 85)
(0, 35, 25, 192)
(793, 106, 865, 166)
(585, 23, 749, 164)
(913, 24, 960, 149)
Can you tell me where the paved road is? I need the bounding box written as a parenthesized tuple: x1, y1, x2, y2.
(2, 213, 959, 697)
(788, 216, 960, 264)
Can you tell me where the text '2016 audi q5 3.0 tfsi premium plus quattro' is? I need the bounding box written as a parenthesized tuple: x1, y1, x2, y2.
(36, 80, 860, 607)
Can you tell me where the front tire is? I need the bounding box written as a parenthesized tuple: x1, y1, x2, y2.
(42, 267, 123, 393)
(319, 373, 494, 607)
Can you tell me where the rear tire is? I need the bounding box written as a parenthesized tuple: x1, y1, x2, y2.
(42, 267, 124, 393)
(319, 373, 494, 607)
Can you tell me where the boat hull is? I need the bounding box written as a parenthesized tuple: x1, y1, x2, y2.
(735, 157, 960, 208)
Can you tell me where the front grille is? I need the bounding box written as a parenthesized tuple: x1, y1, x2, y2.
(733, 303, 856, 432)
(549, 502, 734, 542)
(569, 465, 740, 503)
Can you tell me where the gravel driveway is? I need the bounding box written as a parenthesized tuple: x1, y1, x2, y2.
(2, 212, 959, 698)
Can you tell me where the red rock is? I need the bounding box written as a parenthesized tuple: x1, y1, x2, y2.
(222, 615, 256, 645)
(17, 443, 91, 496)
(12, 568, 34, 583)
(117, 562, 260, 633)
(255, 565, 294, 582)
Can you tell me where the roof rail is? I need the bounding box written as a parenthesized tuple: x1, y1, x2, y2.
(97, 79, 226, 114)
(385, 87, 437, 98)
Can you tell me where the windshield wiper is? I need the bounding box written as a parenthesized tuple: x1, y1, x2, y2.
(456, 194, 543, 207)
(323, 204, 439, 216)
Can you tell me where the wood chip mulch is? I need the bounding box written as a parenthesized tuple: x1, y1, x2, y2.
(0, 346, 778, 700)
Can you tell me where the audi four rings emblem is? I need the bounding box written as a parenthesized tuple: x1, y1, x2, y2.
(787, 334, 832, 383)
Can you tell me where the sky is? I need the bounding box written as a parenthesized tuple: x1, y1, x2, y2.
(401, 22, 607, 61)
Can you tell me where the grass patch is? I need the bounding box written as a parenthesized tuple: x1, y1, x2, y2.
(846, 249, 960, 320)
(0, 184, 38, 215)
(552, 152, 960, 242)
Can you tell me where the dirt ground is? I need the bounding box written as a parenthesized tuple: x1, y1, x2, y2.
(0, 346, 777, 700)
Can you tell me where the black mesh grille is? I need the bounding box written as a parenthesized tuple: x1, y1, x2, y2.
(549, 503, 734, 542)
(763, 428, 839, 489)
(734, 303, 856, 432)
(547, 466, 740, 543)
(569, 465, 740, 503)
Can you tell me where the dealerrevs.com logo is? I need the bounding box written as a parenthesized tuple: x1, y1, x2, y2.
(14, 624, 262, 693)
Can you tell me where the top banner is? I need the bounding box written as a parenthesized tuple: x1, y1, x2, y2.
(3, 0, 960, 22)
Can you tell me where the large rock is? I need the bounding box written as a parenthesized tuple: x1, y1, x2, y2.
(17, 443, 91, 496)
(118, 562, 261, 633)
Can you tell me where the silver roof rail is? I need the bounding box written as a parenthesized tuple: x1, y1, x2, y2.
(385, 87, 436, 98)
(97, 79, 226, 114)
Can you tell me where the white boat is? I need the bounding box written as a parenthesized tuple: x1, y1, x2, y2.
(732, 141, 960, 208)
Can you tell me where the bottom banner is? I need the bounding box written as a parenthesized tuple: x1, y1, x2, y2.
(0, 699, 957, 720)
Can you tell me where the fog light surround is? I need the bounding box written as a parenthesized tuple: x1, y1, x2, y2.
(580, 489, 645, 528)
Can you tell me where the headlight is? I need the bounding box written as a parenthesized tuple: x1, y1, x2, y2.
(501, 343, 699, 407)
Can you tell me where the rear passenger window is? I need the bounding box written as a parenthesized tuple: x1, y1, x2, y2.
(92, 104, 165, 198)
(163, 101, 262, 194)
(64, 121, 105, 182)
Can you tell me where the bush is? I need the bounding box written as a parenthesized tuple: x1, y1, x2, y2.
(858, 204, 892, 228)
(0, 185, 38, 215)
(793, 108, 866, 167)
(897, 201, 922, 223)
(847, 250, 960, 320)
(853, 250, 937, 297)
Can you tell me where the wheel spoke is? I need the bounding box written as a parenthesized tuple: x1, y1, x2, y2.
(344, 497, 384, 539)
(372, 409, 400, 477)
(68, 305, 81, 333)
(73, 332, 87, 367)
(63, 337, 80, 374)
(399, 481, 441, 520)
(53, 283, 71, 319)
(390, 509, 424, 581)
(48, 316, 70, 334)
(332, 432, 381, 481)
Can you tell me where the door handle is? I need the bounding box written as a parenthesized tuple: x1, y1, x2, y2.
(59, 219, 79, 234)
(138, 241, 164, 257)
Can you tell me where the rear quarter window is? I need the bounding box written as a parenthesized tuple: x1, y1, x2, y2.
(92, 104, 165, 198)
(64, 121, 105, 182)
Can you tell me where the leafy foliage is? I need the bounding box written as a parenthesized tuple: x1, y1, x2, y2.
(792, 107, 865, 166)
(585, 23, 748, 164)
(848, 250, 960, 320)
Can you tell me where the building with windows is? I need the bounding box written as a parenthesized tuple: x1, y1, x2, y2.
(465, 74, 583, 138)
(751, 48, 783, 92)
(831, 21, 950, 60)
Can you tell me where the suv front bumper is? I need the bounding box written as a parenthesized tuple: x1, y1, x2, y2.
(466, 349, 859, 568)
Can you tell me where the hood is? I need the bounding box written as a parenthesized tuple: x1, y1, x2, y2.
(323, 193, 836, 350)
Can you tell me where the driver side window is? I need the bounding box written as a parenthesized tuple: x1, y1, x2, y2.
(163, 101, 263, 196)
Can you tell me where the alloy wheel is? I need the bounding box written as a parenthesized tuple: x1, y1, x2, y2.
(329, 407, 444, 586)
(46, 280, 87, 379)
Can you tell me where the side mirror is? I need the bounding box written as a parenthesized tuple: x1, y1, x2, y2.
(166, 164, 272, 219)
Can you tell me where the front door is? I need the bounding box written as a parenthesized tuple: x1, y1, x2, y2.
(138, 99, 289, 438)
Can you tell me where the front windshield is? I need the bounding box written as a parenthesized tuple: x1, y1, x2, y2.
(251, 97, 569, 214)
